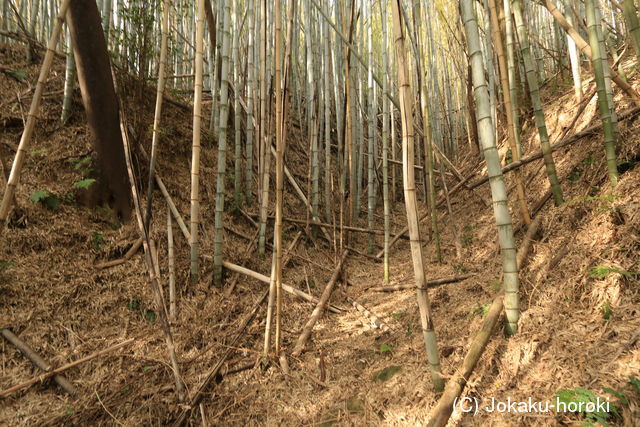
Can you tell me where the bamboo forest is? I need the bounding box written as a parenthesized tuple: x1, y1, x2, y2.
(1, 0, 640, 424)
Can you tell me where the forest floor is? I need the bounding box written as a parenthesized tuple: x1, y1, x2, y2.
(1, 43, 639, 426)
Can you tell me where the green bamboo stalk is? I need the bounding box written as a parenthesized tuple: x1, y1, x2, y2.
(232, 2, 242, 207)
(246, 0, 255, 205)
(366, 0, 375, 254)
(463, 0, 520, 335)
(213, 0, 232, 286)
(323, 8, 332, 223)
(586, 0, 618, 187)
(257, 0, 269, 257)
(381, 2, 390, 283)
(623, 0, 640, 63)
(512, 0, 564, 205)
(390, 0, 444, 391)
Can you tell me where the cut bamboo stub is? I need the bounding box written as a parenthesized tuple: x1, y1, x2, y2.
(426, 296, 504, 427)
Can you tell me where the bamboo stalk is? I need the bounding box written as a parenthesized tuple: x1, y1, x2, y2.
(0, 0, 71, 229)
(391, 0, 443, 392)
(488, 0, 530, 226)
(143, 0, 171, 230)
(543, 0, 640, 106)
(190, 0, 206, 281)
(167, 205, 176, 321)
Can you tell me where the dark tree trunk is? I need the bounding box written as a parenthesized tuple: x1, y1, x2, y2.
(67, 0, 131, 220)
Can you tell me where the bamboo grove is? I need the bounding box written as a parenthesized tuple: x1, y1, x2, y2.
(2, 0, 639, 408)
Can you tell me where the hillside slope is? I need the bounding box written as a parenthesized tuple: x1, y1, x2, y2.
(1, 43, 639, 426)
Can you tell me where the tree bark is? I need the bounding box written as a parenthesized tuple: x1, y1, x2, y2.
(67, 0, 130, 220)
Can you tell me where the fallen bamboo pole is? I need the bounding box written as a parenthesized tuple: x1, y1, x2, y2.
(369, 274, 473, 292)
(94, 237, 144, 269)
(0, 338, 134, 397)
(221, 261, 344, 313)
(291, 251, 348, 357)
(426, 296, 503, 427)
(1, 329, 76, 395)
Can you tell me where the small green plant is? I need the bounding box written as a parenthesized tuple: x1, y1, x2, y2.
(69, 156, 93, 175)
(371, 365, 402, 382)
(31, 148, 47, 156)
(555, 387, 619, 426)
(587, 265, 639, 279)
(127, 298, 140, 311)
(584, 156, 596, 166)
(629, 376, 640, 395)
(602, 387, 628, 406)
(462, 224, 473, 248)
(3, 68, 27, 81)
(379, 344, 393, 353)
(391, 312, 403, 319)
(453, 264, 468, 274)
(489, 280, 502, 292)
(568, 168, 582, 182)
(144, 309, 157, 323)
(471, 302, 490, 317)
(65, 408, 74, 416)
(405, 322, 413, 337)
(73, 178, 96, 190)
(0, 262, 15, 269)
(600, 300, 613, 320)
(92, 232, 104, 251)
(29, 190, 61, 210)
